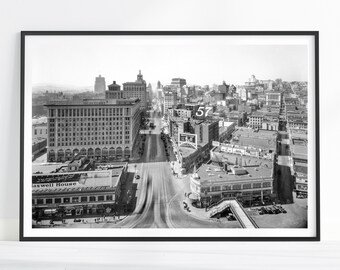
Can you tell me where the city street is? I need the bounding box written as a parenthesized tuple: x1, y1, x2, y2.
(103, 111, 238, 228)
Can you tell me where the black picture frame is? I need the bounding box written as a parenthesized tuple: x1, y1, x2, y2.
(20, 31, 320, 241)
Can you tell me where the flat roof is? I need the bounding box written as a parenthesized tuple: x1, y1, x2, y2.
(32, 168, 124, 194)
(211, 150, 273, 168)
(45, 98, 139, 107)
(195, 164, 272, 184)
(291, 144, 307, 159)
(179, 141, 208, 158)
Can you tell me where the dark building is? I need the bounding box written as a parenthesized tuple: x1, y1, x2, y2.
(193, 120, 219, 145)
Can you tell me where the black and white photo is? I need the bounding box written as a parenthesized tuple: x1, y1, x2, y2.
(20, 32, 319, 240)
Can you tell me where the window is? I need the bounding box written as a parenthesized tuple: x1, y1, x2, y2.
(81, 197, 88, 202)
(37, 199, 44, 204)
(211, 186, 221, 192)
(253, 182, 262, 189)
(263, 182, 272, 188)
(106, 195, 113, 201)
(89, 196, 96, 202)
(243, 183, 251, 190)
(232, 184, 241, 190)
(98, 196, 105, 201)
(55, 198, 61, 204)
(201, 187, 210, 194)
(46, 198, 53, 204)
(222, 185, 231, 191)
(63, 198, 70, 203)
(72, 197, 79, 203)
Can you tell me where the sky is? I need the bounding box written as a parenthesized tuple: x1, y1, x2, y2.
(27, 35, 309, 89)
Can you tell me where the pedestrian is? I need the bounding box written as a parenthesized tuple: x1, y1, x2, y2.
(184, 192, 187, 197)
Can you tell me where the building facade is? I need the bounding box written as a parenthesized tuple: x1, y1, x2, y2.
(190, 164, 274, 208)
(32, 163, 127, 220)
(265, 92, 282, 106)
(163, 91, 177, 114)
(123, 71, 147, 110)
(45, 98, 141, 162)
(105, 81, 124, 99)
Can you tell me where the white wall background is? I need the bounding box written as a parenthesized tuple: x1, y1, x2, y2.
(0, 0, 338, 242)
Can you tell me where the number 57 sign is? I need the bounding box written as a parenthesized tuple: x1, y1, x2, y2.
(196, 106, 213, 118)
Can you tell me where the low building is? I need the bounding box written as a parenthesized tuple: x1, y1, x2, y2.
(231, 128, 278, 152)
(190, 163, 274, 208)
(174, 141, 210, 174)
(294, 162, 308, 197)
(289, 130, 308, 197)
(32, 138, 47, 158)
(32, 122, 48, 140)
(168, 108, 192, 118)
(32, 162, 127, 220)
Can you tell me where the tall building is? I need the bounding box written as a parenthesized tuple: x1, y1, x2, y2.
(105, 81, 124, 99)
(171, 78, 187, 88)
(193, 120, 219, 145)
(45, 98, 141, 162)
(94, 75, 106, 93)
(123, 70, 147, 110)
(163, 91, 177, 114)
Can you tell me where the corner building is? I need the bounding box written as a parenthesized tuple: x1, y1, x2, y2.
(45, 98, 141, 162)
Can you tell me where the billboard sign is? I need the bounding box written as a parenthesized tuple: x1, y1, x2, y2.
(178, 133, 197, 149)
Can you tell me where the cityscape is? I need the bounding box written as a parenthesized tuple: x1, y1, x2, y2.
(31, 70, 308, 229)
(30, 36, 309, 231)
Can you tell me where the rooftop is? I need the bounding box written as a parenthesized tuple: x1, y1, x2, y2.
(179, 141, 209, 158)
(32, 164, 126, 194)
(211, 148, 274, 166)
(291, 143, 307, 160)
(194, 164, 272, 185)
(45, 98, 140, 107)
(231, 128, 277, 150)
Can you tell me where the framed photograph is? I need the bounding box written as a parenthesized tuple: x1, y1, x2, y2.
(20, 31, 319, 241)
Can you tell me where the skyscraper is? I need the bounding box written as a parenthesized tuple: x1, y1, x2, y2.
(123, 70, 147, 110)
(94, 75, 106, 93)
(171, 78, 187, 88)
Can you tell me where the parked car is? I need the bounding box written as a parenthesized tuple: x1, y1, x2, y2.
(266, 207, 274, 214)
(277, 206, 287, 214)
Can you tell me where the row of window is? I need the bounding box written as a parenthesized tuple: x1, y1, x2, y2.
(50, 108, 131, 118)
(34, 129, 47, 135)
(33, 194, 114, 205)
(51, 141, 127, 147)
(200, 181, 272, 193)
(54, 121, 130, 127)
